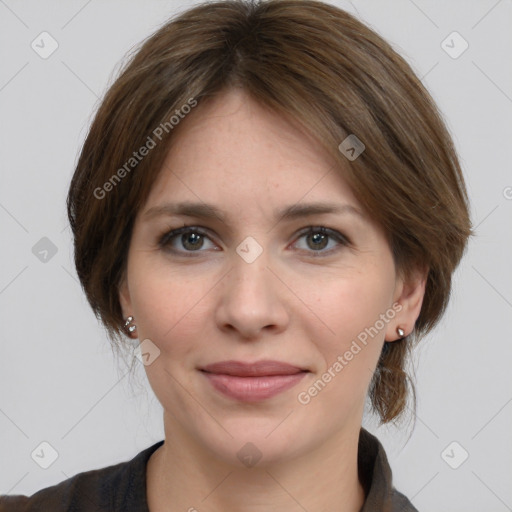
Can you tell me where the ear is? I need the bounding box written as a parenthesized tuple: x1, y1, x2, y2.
(118, 276, 138, 339)
(118, 275, 132, 319)
(385, 266, 428, 342)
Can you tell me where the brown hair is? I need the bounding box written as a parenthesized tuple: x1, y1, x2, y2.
(67, 0, 472, 424)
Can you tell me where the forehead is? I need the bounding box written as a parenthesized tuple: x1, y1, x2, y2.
(143, 88, 359, 212)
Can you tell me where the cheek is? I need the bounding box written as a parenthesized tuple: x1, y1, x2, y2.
(129, 268, 214, 402)
(128, 257, 213, 348)
(298, 265, 395, 366)
(293, 270, 395, 419)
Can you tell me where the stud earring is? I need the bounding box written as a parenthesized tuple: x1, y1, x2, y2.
(396, 327, 405, 337)
(124, 316, 136, 334)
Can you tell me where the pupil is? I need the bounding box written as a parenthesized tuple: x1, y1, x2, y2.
(183, 232, 203, 250)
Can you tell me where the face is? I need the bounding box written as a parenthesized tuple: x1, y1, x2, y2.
(120, 88, 423, 467)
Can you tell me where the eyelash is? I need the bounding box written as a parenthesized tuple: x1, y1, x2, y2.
(157, 225, 351, 257)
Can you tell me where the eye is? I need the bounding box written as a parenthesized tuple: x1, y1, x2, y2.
(158, 226, 217, 254)
(158, 225, 350, 257)
(292, 226, 350, 255)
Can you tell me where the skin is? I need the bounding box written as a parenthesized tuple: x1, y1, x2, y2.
(119, 87, 426, 512)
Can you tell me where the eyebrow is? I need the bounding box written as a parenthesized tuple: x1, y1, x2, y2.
(143, 201, 366, 223)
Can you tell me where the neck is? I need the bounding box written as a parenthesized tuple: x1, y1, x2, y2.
(146, 412, 366, 512)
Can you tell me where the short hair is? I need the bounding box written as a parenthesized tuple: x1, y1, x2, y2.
(67, 0, 472, 424)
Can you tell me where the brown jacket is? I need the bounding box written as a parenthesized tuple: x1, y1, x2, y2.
(0, 428, 417, 511)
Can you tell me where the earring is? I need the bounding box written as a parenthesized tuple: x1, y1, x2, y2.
(396, 326, 405, 337)
(124, 316, 136, 334)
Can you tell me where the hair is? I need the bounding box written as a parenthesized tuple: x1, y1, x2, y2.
(67, 0, 472, 424)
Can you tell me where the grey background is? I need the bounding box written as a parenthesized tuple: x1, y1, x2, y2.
(1, 0, 511, 510)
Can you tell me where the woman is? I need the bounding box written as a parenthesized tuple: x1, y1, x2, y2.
(0, 0, 471, 510)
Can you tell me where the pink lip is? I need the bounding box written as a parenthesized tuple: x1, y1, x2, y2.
(199, 360, 308, 402)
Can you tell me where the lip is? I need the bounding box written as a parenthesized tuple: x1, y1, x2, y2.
(199, 360, 308, 402)
(200, 360, 306, 376)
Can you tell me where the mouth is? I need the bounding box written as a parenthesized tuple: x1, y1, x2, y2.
(199, 359, 307, 377)
(198, 360, 309, 402)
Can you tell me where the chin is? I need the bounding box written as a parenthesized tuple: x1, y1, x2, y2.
(191, 415, 312, 469)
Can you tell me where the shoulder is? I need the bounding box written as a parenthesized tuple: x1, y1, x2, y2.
(390, 489, 419, 512)
(0, 465, 119, 512)
(0, 440, 164, 512)
(358, 428, 418, 512)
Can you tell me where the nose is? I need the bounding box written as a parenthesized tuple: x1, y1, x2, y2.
(214, 250, 290, 340)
